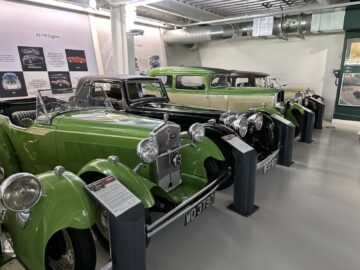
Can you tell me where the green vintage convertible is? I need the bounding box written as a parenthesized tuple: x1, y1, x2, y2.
(0, 86, 230, 269)
(149, 66, 307, 137)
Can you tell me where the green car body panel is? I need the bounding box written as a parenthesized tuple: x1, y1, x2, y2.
(4, 170, 96, 270)
(0, 108, 224, 207)
(149, 67, 306, 128)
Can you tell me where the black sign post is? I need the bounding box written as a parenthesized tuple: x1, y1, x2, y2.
(300, 107, 315, 143)
(272, 114, 295, 167)
(223, 134, 258, 217)
(86, 176, 146, 270)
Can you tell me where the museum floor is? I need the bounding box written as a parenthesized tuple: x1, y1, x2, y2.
(96, 122, 360, 270)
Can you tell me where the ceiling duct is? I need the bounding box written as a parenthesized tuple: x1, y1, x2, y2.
(163, 14, 312, 45)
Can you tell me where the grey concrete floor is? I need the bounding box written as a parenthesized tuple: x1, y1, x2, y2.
(96, 125, 360, 270)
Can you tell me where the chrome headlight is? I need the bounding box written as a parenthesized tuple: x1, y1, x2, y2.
(188, 123, 205, 143)
(0, 173, 42, 212)
(232, 117, 248, 137)
(248, 113, 263, 131)
(137, 137, 159, 164)
(294, 92, 304, 104)
(305, 88, 315, 97)
(220, 112, 237, 126)
(275, 102, 285, 111)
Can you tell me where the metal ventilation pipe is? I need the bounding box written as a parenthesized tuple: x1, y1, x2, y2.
(163, 14, 312, 45)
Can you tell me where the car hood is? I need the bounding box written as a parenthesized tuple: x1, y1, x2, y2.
(54, 109, 164, 138)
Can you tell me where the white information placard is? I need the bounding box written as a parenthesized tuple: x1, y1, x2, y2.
(86, 176, 141, 218)
(222, 134, 254, 153)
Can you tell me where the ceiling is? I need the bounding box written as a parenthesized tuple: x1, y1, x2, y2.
(59, 0, 350, 25)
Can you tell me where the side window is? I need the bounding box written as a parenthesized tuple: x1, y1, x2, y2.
(235, 78, 249, 87)
(156, 76, 172, 89)
(176, 76, 205, 90)
(93, 82, 122, 100)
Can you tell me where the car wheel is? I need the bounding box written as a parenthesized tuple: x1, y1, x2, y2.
(80, 172, 150, 251)
(45, 228, 96, 270)
(205, 157, 231, 190)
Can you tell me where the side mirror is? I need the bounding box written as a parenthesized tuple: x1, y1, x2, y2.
(21, 118, 34, 128)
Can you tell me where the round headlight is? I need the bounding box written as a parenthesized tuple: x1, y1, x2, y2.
(188, 123, 205, 143)
(305, 88, 315, 97)
(248, 112, 263, 131)
(137, 138, 159, 164)
(232, 117, 248, 137)
(275, 102, 285, 111)
(220, 112, 237, 126)
(0, 173, 42, 212)
(294, 92, 304, 104)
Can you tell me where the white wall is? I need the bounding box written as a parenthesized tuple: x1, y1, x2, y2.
(198, 34, 345, 120)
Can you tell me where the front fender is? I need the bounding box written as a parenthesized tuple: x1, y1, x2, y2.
(4, 170, 96, 270)
(180, 135, 225, 179)
(0, 128, 19, 176)
(256, 106, 282, 117)
(78, 159, 155, 208)
(286, 103, 305, 126)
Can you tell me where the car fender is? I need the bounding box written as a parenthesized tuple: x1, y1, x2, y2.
(256, 106, 282, 116)
(78, 159, 156, 208)
(4, 170, 96, 270)
(180, 135, 225, 179)
(286, 103, 305, 126)
(0, 128, 19, 176)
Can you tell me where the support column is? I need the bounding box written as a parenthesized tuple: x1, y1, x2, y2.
(110, 4, 129, 74)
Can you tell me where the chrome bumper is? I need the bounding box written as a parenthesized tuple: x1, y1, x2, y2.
(256, 149, 280, 171)
(146, 167, 232, 238)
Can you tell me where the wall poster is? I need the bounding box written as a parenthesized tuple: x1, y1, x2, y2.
(0, 0, 98, 100)
(338, 73, 360, 107)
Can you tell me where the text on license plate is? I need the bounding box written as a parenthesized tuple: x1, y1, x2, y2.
(184, 192, 215, 227)
(264, 157, 277, 174)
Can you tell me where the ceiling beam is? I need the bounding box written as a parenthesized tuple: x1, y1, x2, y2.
(147, 0, 224, 21)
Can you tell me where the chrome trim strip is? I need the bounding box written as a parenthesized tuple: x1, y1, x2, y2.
(256, 149, 280, 170)
(146, 168, 230, 235)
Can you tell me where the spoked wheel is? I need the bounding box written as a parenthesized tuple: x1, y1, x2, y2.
(45, 228, 96, 270)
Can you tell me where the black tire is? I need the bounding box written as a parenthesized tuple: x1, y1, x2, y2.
(80, 172, 150, 252)
(45, 228, 96, 270)
(205, 157, 232, 190)
(293, 110, 304, 138)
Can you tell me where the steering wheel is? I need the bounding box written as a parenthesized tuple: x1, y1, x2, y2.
(46, 101, 70, 113)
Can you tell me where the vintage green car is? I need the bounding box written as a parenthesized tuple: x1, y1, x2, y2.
(0, 86, 231, 268)
(0, 167, 96, 270)
(148, 66, 307, 137)
(229, 70, 325, 129)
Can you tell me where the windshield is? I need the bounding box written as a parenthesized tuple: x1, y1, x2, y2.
(125, 80, 167, 102)
(36, 86, 113, 124)
(210, 74, 230, 87)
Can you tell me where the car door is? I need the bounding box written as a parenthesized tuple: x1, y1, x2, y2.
(207, 74, 229, 110)
(168, 75, 209, 108)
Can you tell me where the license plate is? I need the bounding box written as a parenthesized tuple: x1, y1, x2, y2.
(184, 192, 215, 227)
(264, 156, 277, 174)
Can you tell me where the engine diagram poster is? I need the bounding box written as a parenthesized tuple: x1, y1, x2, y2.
(0, 1, 98, 100)
(339, 73, 360, 107)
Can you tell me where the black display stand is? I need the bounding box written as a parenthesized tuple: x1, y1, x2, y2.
(272, 115, 295, 167)
(300, 108, 315, 143)
(313, 100, 325, 129)
(223, 134, 258, 217)
(86, 176, 146, 270)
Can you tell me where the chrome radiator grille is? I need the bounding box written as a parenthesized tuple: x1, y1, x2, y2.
(154, 123, 182, 192)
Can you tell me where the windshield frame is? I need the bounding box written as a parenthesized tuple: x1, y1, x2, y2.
(36, 87, 114, 125)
